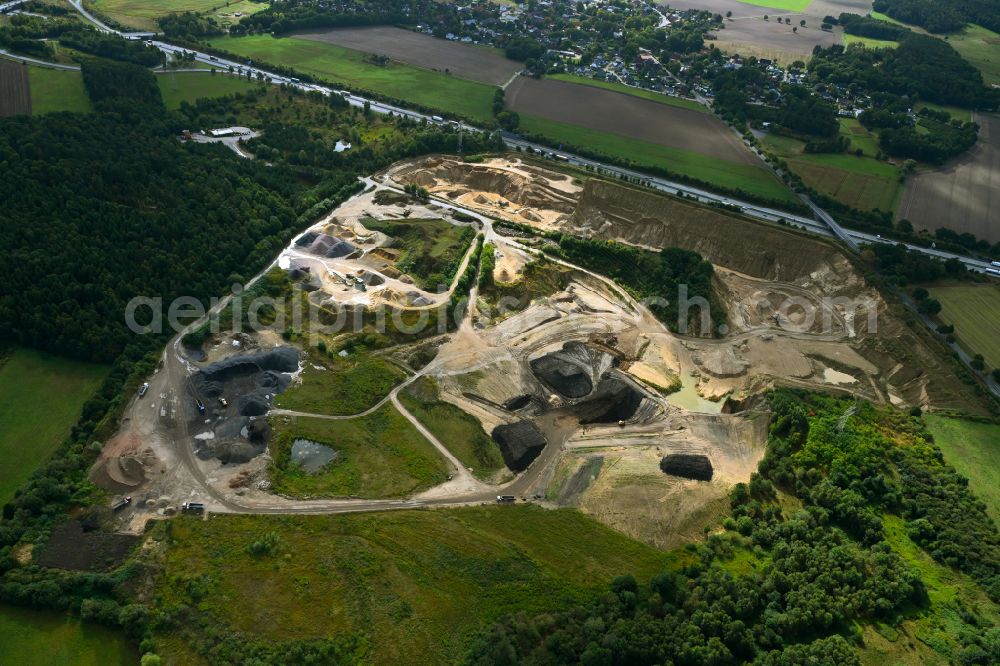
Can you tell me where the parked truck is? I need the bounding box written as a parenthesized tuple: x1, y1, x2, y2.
(112, 496, 132, 512)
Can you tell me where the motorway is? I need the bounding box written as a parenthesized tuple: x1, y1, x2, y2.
(36, 0, 998, 275)
(37, 0, 1000, 272)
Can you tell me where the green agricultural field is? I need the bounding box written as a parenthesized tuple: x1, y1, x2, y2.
(0, 605, 136, 666)
(155, 506, 673, 664)
(915, 101, 973, 122)
(360, 217, 475, 289)
(843, 33, 900, 50)
(763, 130, 901, 212)
(929, 284, 1000, 368)
(156, 71, 261, 110)
(214, 35, 497, 123)
(924, 415, 1000, 523)
(399, 377, 505, 480)
(275, 352, 405, 416)
(268, 404, 448, 498)
(0, 349, 107, 505)
(28, 66, 90, 114)
(839, 118, 881, 156)
(946, 23, 1000, 87)
(519, 114, 798, 205)
(735, 0, 812, 10)
(546, 73, 708, 113)
(87, 0, 221, 32)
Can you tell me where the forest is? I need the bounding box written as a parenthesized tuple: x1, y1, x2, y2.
(465, 392, 1000, 665)
(810, 32, 998, 110)
(872, 0, 1000, 34)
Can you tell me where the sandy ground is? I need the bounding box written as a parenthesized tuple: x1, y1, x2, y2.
(669, 0, 872, 62)
(505, 76, 763, 165)
(294, 26, 520, 86)
(897, 113, 1000, 243)
(95, 154, 989, 549)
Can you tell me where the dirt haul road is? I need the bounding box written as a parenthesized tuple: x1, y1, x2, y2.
(103, 158, 940, 527)
(106, 181, 595, 517)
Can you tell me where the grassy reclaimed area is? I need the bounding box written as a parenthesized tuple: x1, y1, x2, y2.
(153, 506, 672, 664)
(519, 114, 798, 206)
(924, 415, 1000, 523)
(267, 404, 448, 498)
(399, 377, 505, 480)
(28, 66, 90, 115)
(274, 350, 405, 416)
(213, 35, 497, 123)
(0, 605, 136, 666)
(361, 216, 475, 290)
(155, 71, 261, 110)
(0, 349, 107, 505)
(546, 73, 708, 113)
(929, 283, 1000, 368)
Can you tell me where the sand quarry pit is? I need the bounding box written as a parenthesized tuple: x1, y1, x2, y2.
(105, 158, 993, 547)
(382, 152, 995, 543)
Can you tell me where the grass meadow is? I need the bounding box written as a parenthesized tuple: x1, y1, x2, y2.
(214, 34, 497, 123)
(155, 506, 673, 664)
(267, 404, 448, 498)
(0, 348, 106, 505)
(929, 284, 1000, 368)
(28, 66, 90, 115)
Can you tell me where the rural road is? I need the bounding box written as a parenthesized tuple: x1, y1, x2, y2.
(0, 49, 81, 70)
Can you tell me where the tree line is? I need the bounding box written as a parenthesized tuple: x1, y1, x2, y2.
(872, 0, 1000, 34)
(464, 391, 999, 665)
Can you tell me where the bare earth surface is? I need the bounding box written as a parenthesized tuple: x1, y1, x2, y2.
(295, 26, 521, 86)
(897, 113, 1000, 243)
(668, 0, 873, 61)
(0, 59, 31, 116)
(505, 76, 761, 165)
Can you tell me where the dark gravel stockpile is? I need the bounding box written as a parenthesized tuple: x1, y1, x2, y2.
(579, 377, 644, 424)
(190, 347, 298, 462)
(529, 342, 596, 398)
(492, 421, 547, 471)
(660, 454, 713, 481)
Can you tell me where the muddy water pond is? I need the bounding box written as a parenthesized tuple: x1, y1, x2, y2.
(665, 372, 723, 414)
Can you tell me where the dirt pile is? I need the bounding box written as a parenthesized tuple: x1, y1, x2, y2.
(35, 521, 139, 572)
(660, 454, 714, 481)
(492, 421, 547, 471)
(190, 347, 297, 463)
(569, 180, 852, 283)
(393, 157, 578, 214)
